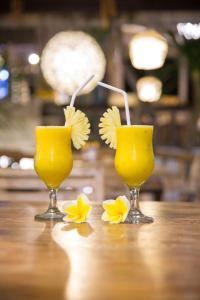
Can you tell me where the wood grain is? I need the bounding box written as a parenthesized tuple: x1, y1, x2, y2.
(0, 199, 200, 300)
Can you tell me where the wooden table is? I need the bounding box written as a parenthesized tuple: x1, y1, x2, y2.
(0, 200, 200, 300)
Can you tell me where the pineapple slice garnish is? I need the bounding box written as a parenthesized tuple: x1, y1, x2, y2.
(64, 106, 90, 150)
(99, 106, 121, 149)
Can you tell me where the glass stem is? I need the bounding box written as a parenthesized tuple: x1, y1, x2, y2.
(48, 189, 58, 211)
(130, 187, 140, 211)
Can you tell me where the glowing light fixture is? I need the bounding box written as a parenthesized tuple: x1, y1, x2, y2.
(0, 155, 11, 168)
(19, 158, 34, 170)
(0, 69, 9, 100)
(177, 23, 200, 40)
(129, 30, 168, 70)
(136, 76, 162, 102)
(28, 53, 40, 65)
(0, 69, 9, 81)
(41, 31, 106, 95)
(82, 186, 93, 195)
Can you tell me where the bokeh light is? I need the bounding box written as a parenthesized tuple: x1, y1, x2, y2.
(177, 23, 200, 40)
(0, 69, 9, 81)
(28, 53, 40, 65)
(129, 30, 168, 70)
(136, 76, 162, 102)
(40, 31, 106, 95)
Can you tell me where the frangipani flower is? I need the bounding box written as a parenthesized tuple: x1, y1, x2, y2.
(62, 194, 92, 223)
(102, 196, 130, 224)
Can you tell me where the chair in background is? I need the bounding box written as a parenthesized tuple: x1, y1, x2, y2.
(181, 153, 200, 202)
(0, 160, 104, 202)
(103, 159, 163, 201)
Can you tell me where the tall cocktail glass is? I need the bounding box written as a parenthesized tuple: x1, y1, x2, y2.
(114, 125, 154, 224)
(34, 126, 73, 221)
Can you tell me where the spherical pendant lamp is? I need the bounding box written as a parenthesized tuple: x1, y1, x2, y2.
(41, 31, 106, 95)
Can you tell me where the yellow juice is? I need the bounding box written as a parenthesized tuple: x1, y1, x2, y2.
(114, 125, 154, 188)
(34, 126, 73, 189)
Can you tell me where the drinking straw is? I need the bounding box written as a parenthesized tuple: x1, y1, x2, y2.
(70, 74, 95, 107)
(97, 81, 131, 126)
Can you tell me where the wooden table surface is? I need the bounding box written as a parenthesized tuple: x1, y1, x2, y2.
(0, 200, 200, 300)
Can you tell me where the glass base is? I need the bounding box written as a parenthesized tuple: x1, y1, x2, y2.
(125, 208, 153, 224)
(35, 207, 65, 221)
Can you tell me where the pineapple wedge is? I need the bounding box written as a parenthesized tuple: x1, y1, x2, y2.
(99, 106, 121, 149)
(64, 106, 90, 150)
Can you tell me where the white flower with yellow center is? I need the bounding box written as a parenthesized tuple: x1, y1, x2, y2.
(62, 194, 92, 223)
(102, 196, 130, 224)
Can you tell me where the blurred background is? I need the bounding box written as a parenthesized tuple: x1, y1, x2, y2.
(0, 0, 200, 202)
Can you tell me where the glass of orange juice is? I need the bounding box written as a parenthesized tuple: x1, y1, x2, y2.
(115, 125, 154, 223)
(34, 126, 73, 221)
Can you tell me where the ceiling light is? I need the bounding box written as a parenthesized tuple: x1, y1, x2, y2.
(136, 76, 162, 102)
(129, 30, 168, 70)
(177, 23, 200, 40)
(28, 53, 40, 65)
(40, 31, 106, 95)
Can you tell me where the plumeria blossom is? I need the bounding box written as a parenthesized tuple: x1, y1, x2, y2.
(102, 196, 130, 224)
(62, 194, 92, 223)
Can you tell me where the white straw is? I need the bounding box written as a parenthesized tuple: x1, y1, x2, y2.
(70, 74, 95, 107)
(97, 81, 131, 126)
